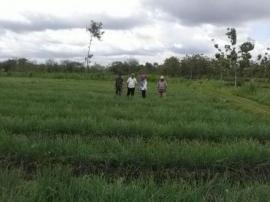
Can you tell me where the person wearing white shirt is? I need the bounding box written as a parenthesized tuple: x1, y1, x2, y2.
(127, 73, 137, 97)
(139, 75, 148, 98)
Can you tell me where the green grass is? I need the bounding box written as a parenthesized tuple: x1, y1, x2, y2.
(1, 133, 270, 171)
(2, 167, 270, 202)
(0, 77, 269, 141)
(1, 74, 270, 201)
(233, 82, 270, 106)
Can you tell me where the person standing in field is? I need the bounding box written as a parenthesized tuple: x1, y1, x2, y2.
(139, 74, 148, 98)
(157, 75, 167, 97)
(115, 74, 124, 96)
(127, 73, 137, 97)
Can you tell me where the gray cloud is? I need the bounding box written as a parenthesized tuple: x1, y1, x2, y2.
(29, 49, 84, 59)
(145, 0, 270, 25)
(98, 47, 162, 57)
(0, 13, 149, 33)
(0, 48, 84, 59)
(170, 45, 211, 55)
(0, 42, 160, 60)
(1, 0, 269, 63)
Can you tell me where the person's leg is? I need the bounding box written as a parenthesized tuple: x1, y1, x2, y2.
(131, 88, 135, 96)
(119, 88, 122, 96)
(159, 90, 163, 97)
(127, 88, 131, 96)
(142, 90, 146, 98)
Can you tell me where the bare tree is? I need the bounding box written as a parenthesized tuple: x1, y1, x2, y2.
(86, 20, 105, 69)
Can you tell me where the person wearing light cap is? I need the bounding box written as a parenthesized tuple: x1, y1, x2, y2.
(157, 75, 167, 97)
(127, 73, 137, 97)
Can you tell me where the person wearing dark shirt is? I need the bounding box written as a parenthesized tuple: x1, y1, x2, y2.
(115, 74, 124, 96)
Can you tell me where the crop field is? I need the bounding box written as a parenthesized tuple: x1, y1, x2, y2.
(1, 74, 270, 201)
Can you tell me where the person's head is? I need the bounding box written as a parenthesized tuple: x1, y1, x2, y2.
(144, 75, 148, 80)
(141, 74, 146, 81)
(131, 73, 135, 78)
(160, 75, 165, 81)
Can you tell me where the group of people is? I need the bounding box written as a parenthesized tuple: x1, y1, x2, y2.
(115, 73, 168, 98)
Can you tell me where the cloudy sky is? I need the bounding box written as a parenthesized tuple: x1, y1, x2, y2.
(0, 0, 270, 64)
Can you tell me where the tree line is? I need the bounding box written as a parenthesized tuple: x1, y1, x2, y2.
(0, 55, 269, 79)
(0, 56, 213, 76)
(0, 27, 270, 84)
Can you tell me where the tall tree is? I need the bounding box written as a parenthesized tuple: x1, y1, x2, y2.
(239, 41, 255, 77)
(212, 42, 229, 80)
(225, 28, 239, 87)
(257, 48, 270, 78)
(86, 20, 105, 69)
(213, 28, 255, 87)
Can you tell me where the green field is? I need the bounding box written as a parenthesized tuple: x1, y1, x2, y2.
(1, 74, 270, 201)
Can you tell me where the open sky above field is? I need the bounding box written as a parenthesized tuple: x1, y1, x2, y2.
(0, 0, 270, 64)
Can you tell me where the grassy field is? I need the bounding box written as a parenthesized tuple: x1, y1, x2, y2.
(1, 74, 270, 201)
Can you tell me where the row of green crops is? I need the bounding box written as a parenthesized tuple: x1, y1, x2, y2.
(1, 75, 270, 201)
(1, 133, 270, 171)
(1, 167, 270, 202)
(0, 77, 269, 141)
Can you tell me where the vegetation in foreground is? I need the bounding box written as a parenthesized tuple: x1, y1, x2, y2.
(2, 167, 270, 202)
(1, 74, 270, 201)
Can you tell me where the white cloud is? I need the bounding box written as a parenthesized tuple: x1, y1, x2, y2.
(0, 0, 269, 64)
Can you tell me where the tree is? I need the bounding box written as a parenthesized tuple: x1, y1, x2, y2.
(239, 41, 255, 75)
(109, 61, 125, 74)
(61, 60, 84, 72)
(212, 42, 230, 80)
(91, 63, 106, 71)
(213, 28, 255, 87)
(1, 59, 16, 72)
(125, 58, 140, 73)
(46, 59, 57, 67)
(162, 56, 181, 76)
(181, 54, 210, 79)
(144, 62, 156, 73)
(17, 58, 28, 66)
(257, 48, 270, 78)
(86, 20, 105, 69)
(225, 28, 239, 87)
